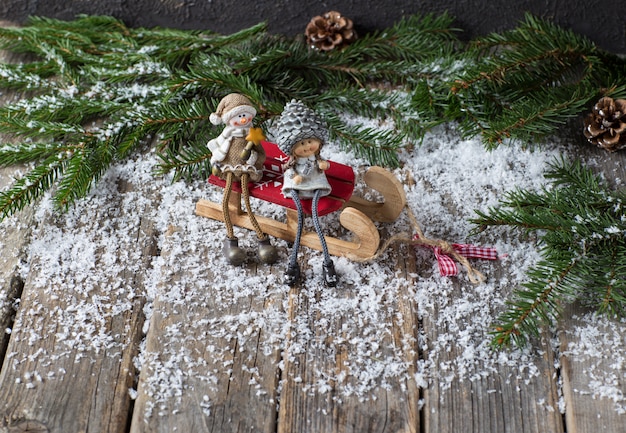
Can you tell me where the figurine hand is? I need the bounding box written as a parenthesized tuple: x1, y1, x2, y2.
(318, 160, 330, 171)
(240, 141, 254, 160)
(293, 175, 303, 185)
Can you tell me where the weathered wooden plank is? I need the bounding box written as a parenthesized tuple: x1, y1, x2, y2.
(277, 242, 420, 433)
(0, 44, 36, 377)
(559, 305, 626, 433)
(130, 220, 284, 433)
(418, 259, 564, 433)
(416, 128, 625, 433)
(395, 131, 568, 432)
(0, 174, 157, 433)
(0, 167, 33, 367)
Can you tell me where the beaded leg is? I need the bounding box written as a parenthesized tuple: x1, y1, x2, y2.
(221, 172, 246, 265)
(312, 190, 331, 262)
(222, 172, 235, 239)
(285, 190, 305, 286)
(312, 190, 337, 287)
(241, 173, 278, 264)
(241, 173, 264, 240)
(290, 190, 305, 265)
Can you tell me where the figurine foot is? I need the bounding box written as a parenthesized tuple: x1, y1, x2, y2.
(258, 237, 278, 264)
(223, 238, 246, 266)
(285, 263, 301, 287)
(322, 260, 338, 287)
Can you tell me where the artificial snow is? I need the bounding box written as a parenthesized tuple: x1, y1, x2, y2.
(1, 121, 625, 421)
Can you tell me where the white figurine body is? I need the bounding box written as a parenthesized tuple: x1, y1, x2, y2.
(275, 100, 338, 287)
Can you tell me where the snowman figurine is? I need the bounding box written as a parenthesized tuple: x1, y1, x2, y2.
(274, 100, 338, 287)
(207, 93, 277, 265)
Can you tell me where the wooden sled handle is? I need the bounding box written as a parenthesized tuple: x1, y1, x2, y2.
(345, 166, 407, 223)
(335, 206, 380, 259)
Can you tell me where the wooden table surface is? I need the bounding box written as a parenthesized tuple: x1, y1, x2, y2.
(1, 43, 625, 433)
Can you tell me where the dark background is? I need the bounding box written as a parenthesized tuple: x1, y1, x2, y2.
(1, 0, 624, 53)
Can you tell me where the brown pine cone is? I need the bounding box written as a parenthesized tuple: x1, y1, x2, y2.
(583, 96, 626, 152)
(305, 11, 357, 51)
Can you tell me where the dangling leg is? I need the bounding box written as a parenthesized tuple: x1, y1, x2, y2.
(286, 190, 304, 286)
(241, 173, 277, 264)
(312, 189, 337, 287)
(222, 172, 246, 265)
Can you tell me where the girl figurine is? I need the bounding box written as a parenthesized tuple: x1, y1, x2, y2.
(274, 100, 338, 287)
(207, 93, 277, 265)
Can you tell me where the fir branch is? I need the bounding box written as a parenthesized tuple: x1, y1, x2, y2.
(447, 13, 626, 146)
(0, 94, 125, 126)
(472, 158, 626, 347)
(321, 110, 404, 167)
(0, 141, 78, 165)
(0, 13, 625, 222)
(156, 142, 213, 182)
(0, 118, 85, 139)
(130, 22, 267, 67)
(0, 155, 64, 218)
(0, 63, 55, 91)
(54, 133, 117, 209)
(493, 257, 580, 347)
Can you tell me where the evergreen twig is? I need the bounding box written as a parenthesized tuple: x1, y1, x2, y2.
(472, 158, 626, 347)
(0, 13, 461, 215)
(447, 13, 626, 147)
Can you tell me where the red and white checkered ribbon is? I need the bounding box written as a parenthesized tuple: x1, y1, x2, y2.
(414, 235, 498, 277)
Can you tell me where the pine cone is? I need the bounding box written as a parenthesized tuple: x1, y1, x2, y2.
(305, 11, 356, 51)
(583, 96, 626, 152)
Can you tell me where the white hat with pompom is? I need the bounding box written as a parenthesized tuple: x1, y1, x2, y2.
(210, 93, 257, 125)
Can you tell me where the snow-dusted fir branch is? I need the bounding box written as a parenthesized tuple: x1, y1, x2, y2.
(472, 158, 626, 347)
(0, 14, 457, 216)
(418, 14, 626, 147)
(1, 13, 625, 220)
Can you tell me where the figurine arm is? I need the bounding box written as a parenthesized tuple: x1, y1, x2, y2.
(318, 160, 330, 171)
(208, 135, 230, 163)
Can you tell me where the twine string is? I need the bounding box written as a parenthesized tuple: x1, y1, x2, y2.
(351, 204, 496, 284)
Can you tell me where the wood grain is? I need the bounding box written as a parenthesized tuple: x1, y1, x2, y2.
(277, 242, 420, 433)
(0, 167, 33, 369)
(0, 178, 157, 433)
(420, 266, 565, 433)
(0, 48, 36, 376)
(130, 228, 284, 433)
(559, 305, 626, 433)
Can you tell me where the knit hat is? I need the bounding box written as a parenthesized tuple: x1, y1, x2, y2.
(210, 93, 257, 125)
(274, 100, 328, 155)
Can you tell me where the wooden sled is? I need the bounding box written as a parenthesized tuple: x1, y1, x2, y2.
(195, 141, 406, 260)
